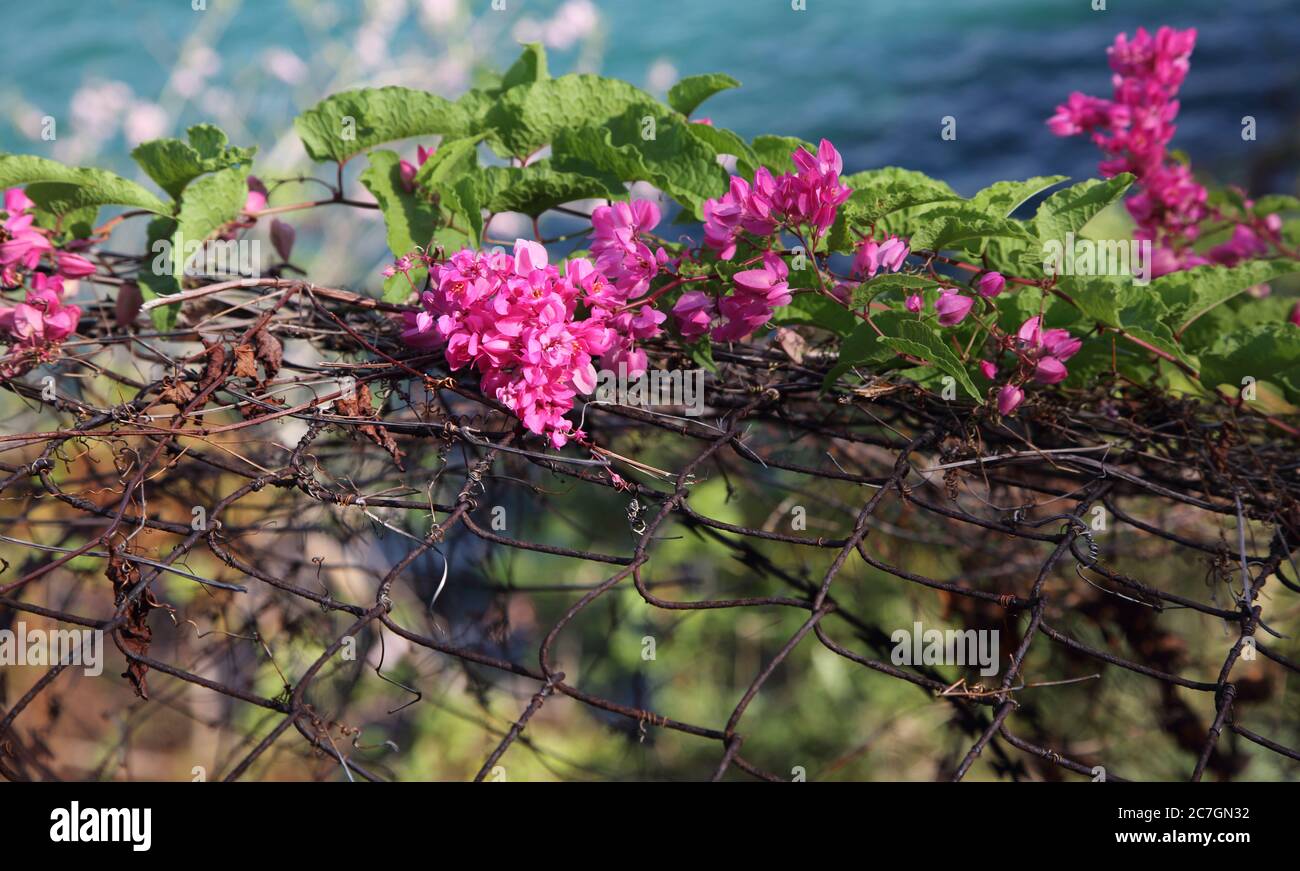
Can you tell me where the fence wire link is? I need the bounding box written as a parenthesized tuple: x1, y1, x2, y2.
(1, 283, 1297, 781)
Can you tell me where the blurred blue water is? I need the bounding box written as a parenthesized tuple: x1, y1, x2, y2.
(2, 0, 1297, 195)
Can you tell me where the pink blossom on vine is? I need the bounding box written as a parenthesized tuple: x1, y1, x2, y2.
(997, 384, 1025, 416)
(703, 140, 850, 259)
(0, 279, 82, 376)
(1289, 301, 1300, 328)
(54, 251, 96, 278)
(935, 291, 974, 326)
(1017, 316, 1082, 384)
(400, 240, 619, 447)
(905, 293, 923, 313)
(673, 290, 717, 340)
(1047, 27, 1218, 275)
(852, 234, 909, 279)
(590, 199, 661, 297)
(979, 359, 998, 380)
(711, 251, 789, 342)
(702, 171, 778, 260)
(244, 176, 268, 214)
(776, 139, 852, 236)
(399, 144, 436, 192)
(976, 271, 1006, 298)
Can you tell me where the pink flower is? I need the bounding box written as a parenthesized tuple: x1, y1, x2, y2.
(399, 144, 436, 192)
(244, 176, 268, 214)
(673, 291, 717, 339)
(55, 251, 96, 279)
(776, 138, 852, 236)
(1017, 316, 1081, 383)
(997, 384, 1025, 416)
(905, 293, 923, 313)
(1033, 357, 1069, 384)
(4, 187, 34, 215)
(975, 271, 1006, 298)
(853, 234, 909, 279)
(711, 251, 789, 342)
(1289, 302, 1300, 327)
(934, 291, 974, 326)
(0, 284, 82, 358)
(979, 359, 998, 380)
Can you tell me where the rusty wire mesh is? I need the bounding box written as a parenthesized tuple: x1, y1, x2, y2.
(1, 277, 1298, 782)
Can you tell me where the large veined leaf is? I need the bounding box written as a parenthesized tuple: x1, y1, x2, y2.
(875, 318, 982, 401)
(0, 155, 171, 214)
(1029, 174, 1135, 249)
(500, 42, 549, 91)
(966, 175, 1067, 218)
(359, 149, 439, 258)
(470, 164, 613, 218)
(295, 87, 474, 163)
(551, 104, 728, 215)
(1150, 259, 1300, 336)
(131, 124, 256, 199)
(667, 73, 740, 118)
(483, 74, 653, 158)
(906, 205, 1033, 252)
(1200, 323, 1300, 404)
(412, 136, 487, 245)
(685, 123, 761, 177)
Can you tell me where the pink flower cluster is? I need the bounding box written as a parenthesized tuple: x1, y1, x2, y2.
(702, 138, 851, 259)
(1048, 26, 1286, 282)
(672, 252, 792, 343)
(589, 200, 669, 374)
(1048, 26, 1204, 267)
(400, 240, 619, 448)
(1, 188, 90, 375)
(986, 316, 1083, 415)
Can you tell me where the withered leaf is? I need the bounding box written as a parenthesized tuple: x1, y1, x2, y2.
(254, 330, 283, 382)
(107, 551, 164, 700)
(232, 343, 259, 379)
(333, 383, 405, 470)
(159, 376, 195, 407)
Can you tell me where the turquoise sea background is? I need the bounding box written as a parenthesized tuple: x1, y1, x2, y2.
(0, 0, 1294, 195)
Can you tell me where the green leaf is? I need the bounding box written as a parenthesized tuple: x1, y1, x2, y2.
(906, 205, 1033, 252)
(667, 73, 740, 117)
(1029, 174, 1135, 249)
(29, 195, 98, 239)
(358, 149, 439, 260)
(0, 155, 171, 214)
(1200, 324, 1300, 404)
(967, 175, 1067, 217)
(827, 169, 961, 252)
(551, 104, 728, 215)
(685, 123, 761, 177)
(413, 135, 486, 244)
(130, 124, 256, 199)
(850, 273, 939, 308)
(483, 74, 652, 158)
(138, 216, 180, 330)
(876, 319, 982, 401)
(294, 87, 474, 163)
(772, 293, 857, 335)
(1150, 259, 1300, 336)
(500, 42, 549, 91)
(821, 319, 901, 390)
(473, 164, 612, 218)
(170, 165, 250, 283)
